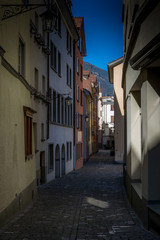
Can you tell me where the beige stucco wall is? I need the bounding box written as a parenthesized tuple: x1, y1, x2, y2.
(124, 2, 160, 202)
(113, 63, 124, 162)
(0, 9, 36, 215)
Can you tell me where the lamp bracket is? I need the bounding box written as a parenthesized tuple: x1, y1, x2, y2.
(0, 4, 48, 21)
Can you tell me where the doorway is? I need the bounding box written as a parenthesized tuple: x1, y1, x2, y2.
(61, 144, 65, 176)
(55, 144, 60, 178)
(40, 151, 45, 184)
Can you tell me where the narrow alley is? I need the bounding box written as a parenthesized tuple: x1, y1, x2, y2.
(0, 151, 159, 240)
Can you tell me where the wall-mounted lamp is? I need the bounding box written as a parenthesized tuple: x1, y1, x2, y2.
(40, 8, 57, 33)
(84, 115, 89, 122)
(65, 96, 72, 106)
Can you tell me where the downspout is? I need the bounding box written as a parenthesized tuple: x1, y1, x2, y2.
(73, 40, 75, 170)
(47, 32, 50, 139)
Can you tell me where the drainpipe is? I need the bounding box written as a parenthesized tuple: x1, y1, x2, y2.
(47, 32, 50, 139)
(73, 40, 75, 170)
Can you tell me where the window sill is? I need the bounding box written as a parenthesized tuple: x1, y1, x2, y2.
(131, 182, 142, 199)
(67, 83, 72, 88)
(25, 154, 33, 160)
(148, 204, 160, 216)
(51, 66, 57, 73)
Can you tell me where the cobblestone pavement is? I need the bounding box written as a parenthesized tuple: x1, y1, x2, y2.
(0, 150, 159, 240)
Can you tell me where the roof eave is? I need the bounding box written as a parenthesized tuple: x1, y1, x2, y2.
(56, 0, 79, 41)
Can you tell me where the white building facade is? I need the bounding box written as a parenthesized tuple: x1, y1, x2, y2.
(101, 96, 114, 149)
(46, 1, 78, 182)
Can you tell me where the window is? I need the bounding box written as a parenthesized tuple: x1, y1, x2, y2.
(80, 89, 83, 106)
(61, 97, 64, 124)
(77, 57, 79, 74)
(54, 45, 57, 70)
(77, 39, 80, 49)
(34, 68, 38, 90)
(77, 85, 79, 102)
(67, 105, 69, 126)
(35, 12, 39, 31)
(67, 142, 69, 161)
(65, 100, 67, 125)
(49, 88, 52, 121)
(67, 142, 72, 161)
(58, 51, 61, 76)
(67, 29, 69, 50)
(80, 114, 83, 130)
(67, 65, 72, 88)
(41, 123, 44, 141)
(70, 36, 72, 55)
(76, 112, 79, 129)
(70, 104, 72, 126)
(51, 42, 57, 71)
(48, 144, 54, 172)
(57, 94, 60, 123)
(111, 116, 114, 123)
(70, 68, 72, 87)
(50, 41, 53, 66)
(18, 38, 25, 77)
(80, 64, 83, 81)
(53, 90, 56, 122)
(42, 75, 46, 95)
(79, 38, 82, 53)
(68, 104, 72, 126)
(111, 104, 114, 111)
(66, 64, 69, 85)
(33, 122, 37, 152)
(70, 142, 72, 160)
(58, 10, 61, 35)
(66, 29, 72, 55)
(24, 107, 35, 158)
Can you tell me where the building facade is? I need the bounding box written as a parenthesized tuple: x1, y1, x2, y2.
(108, 57, 124, 162)
(0, 0, 39, 225)
(47, 0, 79, 182)
(0, 0, 79, 225)
(97, 82, 103, 148)
(83, 88, 93, 162)
(83, 71, 98, 155)
(74, 17, 86, 170)
(100, 96, 114, 149)
(122, 0, 160, 233)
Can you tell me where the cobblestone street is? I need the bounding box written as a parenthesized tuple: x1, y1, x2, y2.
(0, 150, 159, 240)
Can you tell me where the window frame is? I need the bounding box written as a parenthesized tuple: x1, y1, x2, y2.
(48, 143, 54, 172)
(24, 106, 36, 159)
(34, 68, 38, 90)
(58, 51, 61, 77)
(53, 90, 57, 122)
(18, 37, 25, 77)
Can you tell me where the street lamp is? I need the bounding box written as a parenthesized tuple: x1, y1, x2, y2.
(65, 96, 72, 106)
(40, 8, 57, 33)
(85, 115, 89, 122)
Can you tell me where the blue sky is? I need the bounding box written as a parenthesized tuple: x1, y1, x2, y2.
(71, 0, 123, 71)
